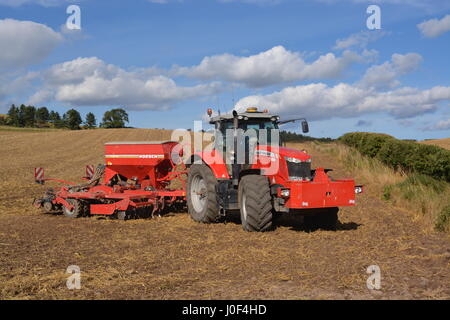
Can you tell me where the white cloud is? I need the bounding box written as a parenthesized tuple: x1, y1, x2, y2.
(28, 57, 222, 110)
(424, 118, 450, 131)
(234, 83, 450, 121)
(0, 70, 38, 111)
(174, 46, 364, 88)
(358, 53, 422, 89)
(417, 14, 450, 38)
(334, 30, 387, 50)
(0, 19, 62, 70)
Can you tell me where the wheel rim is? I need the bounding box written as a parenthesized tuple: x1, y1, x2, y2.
(242, 192, 248, 221)
(191, 174, 207, 212)
(64, 199, 75, 216)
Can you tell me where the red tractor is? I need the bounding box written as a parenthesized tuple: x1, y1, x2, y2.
(186, 107, 362, 232)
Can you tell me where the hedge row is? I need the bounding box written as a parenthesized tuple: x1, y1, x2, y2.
(338, 132, 450, 182)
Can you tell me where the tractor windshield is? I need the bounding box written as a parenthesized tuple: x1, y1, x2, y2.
(215, 119, 280, 152)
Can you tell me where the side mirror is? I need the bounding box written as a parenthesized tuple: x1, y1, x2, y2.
(301, 120, 309, 133)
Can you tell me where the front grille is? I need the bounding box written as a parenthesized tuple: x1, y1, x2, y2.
(286, 161, 311, 181)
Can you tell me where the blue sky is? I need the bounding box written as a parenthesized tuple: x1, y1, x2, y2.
(0, 0, 449, 139)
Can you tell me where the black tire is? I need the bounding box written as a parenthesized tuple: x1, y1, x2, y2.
(187, 164, 220, 223)
(117, 211, 127, 221)
(81, 200, 90, 217)
(304, 207, 338, 231)
(238, 175, 273, 232)
(62, 199, 83, 218)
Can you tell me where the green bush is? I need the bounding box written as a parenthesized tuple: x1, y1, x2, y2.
(339, 133, 450, 182)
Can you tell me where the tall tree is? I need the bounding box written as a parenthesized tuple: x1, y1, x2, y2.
(18, 104, 26, 127)
(50, 111, 66, 128)
(49, 111, 61, 122)
(23, 105, 36, 127)
(35, 107, 50, 124)
(85, 112, 97, 129)
(63, 109, 82, 130)
(101, 108, 129, 128)
(7, 104, 20, 126)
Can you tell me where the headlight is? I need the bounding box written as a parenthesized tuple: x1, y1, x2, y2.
(255, 150, 278, 159)
(285, 156, 302, 163)
(289, 176, 310, 181)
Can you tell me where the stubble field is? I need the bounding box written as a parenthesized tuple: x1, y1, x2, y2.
(0, 128, 449, 299)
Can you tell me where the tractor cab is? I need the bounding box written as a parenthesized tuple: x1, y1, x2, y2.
(207, 107, 309, 171)
(209, 107, 280, 148)
(208, 107, 309, 147)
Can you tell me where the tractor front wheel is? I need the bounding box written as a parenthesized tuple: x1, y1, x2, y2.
(238, 175, 273, 232)
(187, 164, 220, 223)
(62, 199, 83, 218)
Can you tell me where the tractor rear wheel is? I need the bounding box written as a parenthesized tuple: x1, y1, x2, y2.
(238, 175, 273, 232)
(187, 164, 220, 223)
(62, 199, 83, 218)
(304, 207, 338, 231)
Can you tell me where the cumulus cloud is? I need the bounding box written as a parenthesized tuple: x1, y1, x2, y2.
(358, 53, 422, 89)
(0, 19, 62, 70)
(234, 83, 450, 121)
(0, 70, 38, 111)
(417, 15, 450, 38)
(423, 118, 450, 131)
(174, 46, 364, 88)
(334, 30, 387, 50)
(28, 57, 222, 110)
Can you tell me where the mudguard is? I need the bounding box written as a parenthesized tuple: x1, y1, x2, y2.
(192, 150, 230, 179)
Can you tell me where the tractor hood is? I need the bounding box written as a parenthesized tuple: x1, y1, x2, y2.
(256, 145, 311, 162)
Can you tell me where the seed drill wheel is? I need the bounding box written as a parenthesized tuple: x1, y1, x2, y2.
(63, 199, 83, 218)
(80, 200, 91, 217)
(238, 175, 273, 232)
(117, 211, 127, 221)
(42, 201, 54, 214)
(186, 164, 220, 223)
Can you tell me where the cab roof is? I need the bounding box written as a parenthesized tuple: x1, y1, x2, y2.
(209, 111, 279, 124)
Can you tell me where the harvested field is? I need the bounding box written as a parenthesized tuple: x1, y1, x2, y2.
(421, 138, 450, 151)
(0, 129, 449, 299)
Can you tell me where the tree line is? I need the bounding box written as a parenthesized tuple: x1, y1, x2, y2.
(0, 104, 129, 130)
(280, 130, 334, 143)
